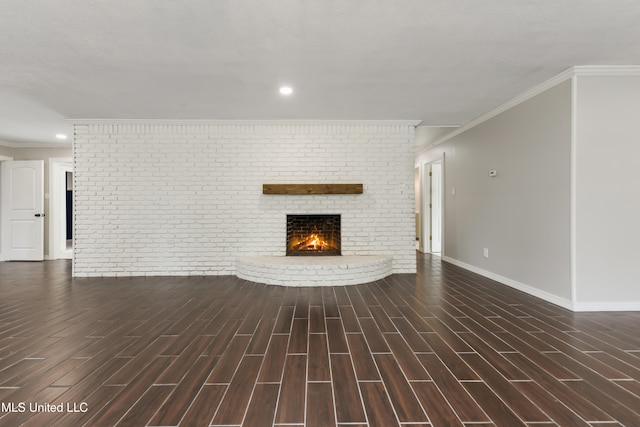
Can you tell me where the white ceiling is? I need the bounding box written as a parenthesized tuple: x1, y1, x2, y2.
(2, 0, 640, 146)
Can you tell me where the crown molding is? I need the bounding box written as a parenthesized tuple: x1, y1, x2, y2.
(69, 119, 422, 127)
(418, 68, 575, 152)
(572, 65, 640, 76)
(418, 65, 640, 153)
(70, 119, 422, 138)
(0, 140, 72, 149)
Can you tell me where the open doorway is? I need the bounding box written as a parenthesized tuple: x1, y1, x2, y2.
(66, 171, 73, 250)
(49, 158, 73, 260)
(419, 158, 444, 255)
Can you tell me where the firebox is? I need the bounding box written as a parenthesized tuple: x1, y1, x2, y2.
(286, 214, 341, 256)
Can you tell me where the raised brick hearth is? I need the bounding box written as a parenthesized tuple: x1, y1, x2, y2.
(236, 255, 393, 286)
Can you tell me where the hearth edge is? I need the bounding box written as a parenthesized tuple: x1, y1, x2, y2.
(235, 255, 392, 287)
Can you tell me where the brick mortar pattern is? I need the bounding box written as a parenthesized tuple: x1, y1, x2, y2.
(73, 122, 416, 277)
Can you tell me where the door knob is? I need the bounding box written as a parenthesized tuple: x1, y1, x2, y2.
(35, 213, 46, 217)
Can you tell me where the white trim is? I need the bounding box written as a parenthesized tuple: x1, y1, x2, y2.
(72, 138, 76, 277)
(69, 119, 422, 127)
(417, 65, 640, 153)
(442, 256, 574, 311)
(419, 162, 429, 254)
(418, 68, 574, 152)
(572, 65, 640, 77)
(0, 157, 12, 261)
(438, 154, 445, 258)
(570, 75, 579, 307)
(0, 141, 72, 149)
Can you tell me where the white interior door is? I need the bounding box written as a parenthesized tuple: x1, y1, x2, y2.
(421, 159, 444, 254)
(1, 160, 45, 261)
(431, 162, 442, 253)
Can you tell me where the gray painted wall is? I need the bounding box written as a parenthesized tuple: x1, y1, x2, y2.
(0, 145, 14, 157)
(417, 80, 573, 304)
(574, 76, 640, 307)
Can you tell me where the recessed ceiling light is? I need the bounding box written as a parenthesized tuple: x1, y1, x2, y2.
(56, 134, 68, 140)
(279, 86, 293, 96)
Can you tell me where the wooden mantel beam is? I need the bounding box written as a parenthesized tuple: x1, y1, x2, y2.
(262, 183, 363, 195)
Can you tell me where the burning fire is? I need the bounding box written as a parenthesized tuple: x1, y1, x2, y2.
(292, 225, 332, 252)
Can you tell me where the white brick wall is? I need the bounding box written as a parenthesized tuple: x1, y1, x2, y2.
(73, 121, 417, 277)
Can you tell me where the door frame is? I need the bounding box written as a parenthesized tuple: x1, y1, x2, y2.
(430, 161, 443, 253)
(0, 155, 14, 261)
(49, 158, 73, 260)
(419, 155, 445, 255)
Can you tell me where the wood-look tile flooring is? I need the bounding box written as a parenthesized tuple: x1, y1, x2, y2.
(1, 254, 640, 426)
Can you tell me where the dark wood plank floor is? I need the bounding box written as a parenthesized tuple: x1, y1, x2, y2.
(1, 253, 639, 426)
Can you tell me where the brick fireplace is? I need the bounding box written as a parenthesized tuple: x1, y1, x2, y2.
(72, 121, 417, 277)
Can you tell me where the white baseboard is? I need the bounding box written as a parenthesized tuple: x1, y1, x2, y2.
(441, 256, 574, 311)
(441, 256, 640, 312)
(572, 301, 640, 312)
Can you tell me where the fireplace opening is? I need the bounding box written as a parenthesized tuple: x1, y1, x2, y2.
(286, 214, 341, 256)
